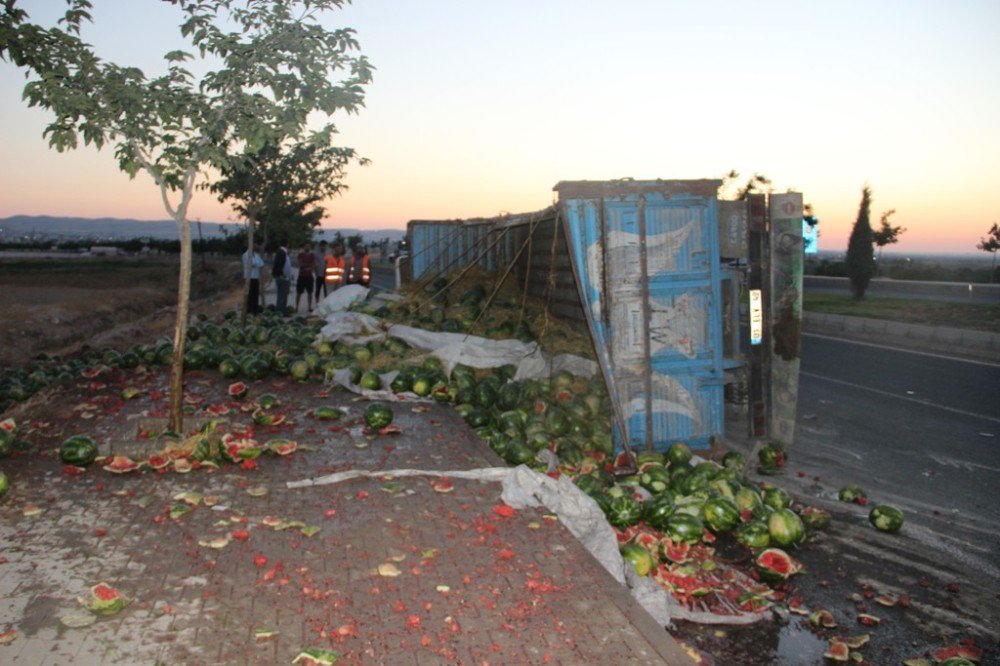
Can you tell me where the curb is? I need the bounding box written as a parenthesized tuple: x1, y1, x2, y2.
(802, 311, 1000, 363)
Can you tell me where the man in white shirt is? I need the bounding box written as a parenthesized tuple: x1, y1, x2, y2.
(242, 242, 265, 314)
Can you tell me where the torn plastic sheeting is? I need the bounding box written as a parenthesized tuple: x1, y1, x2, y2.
(317, 311, 597, 382)
(314, 284, 370, 318)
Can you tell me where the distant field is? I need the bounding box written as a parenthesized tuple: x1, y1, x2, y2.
(0, 257, 239, 365)
(803, 293, 1000, 333)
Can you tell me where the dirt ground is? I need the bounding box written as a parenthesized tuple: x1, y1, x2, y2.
(0, 257, 243, 367)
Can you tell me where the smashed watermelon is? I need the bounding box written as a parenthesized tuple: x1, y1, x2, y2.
(266, 439, 297, 456)
(220, 435, 262, 463)
(292, 648, 340, 665)
(0, 471, 8, 498)
(78, 583, 129, 616)
(102, 456, 140, 474)
(754, 548, 802, 582)
(227, 382, 248, 399)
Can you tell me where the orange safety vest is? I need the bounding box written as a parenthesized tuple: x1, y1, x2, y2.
(348, 254, 371, 286)
(324, 255, 345, 286)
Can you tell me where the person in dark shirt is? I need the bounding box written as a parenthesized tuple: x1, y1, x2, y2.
(272, 238, 292, 315)
(295, 241, 316, 312)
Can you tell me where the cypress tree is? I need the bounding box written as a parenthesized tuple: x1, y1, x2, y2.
(846, 186, 875, 299)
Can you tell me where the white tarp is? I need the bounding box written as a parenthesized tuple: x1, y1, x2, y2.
(317, 311, 597, 384)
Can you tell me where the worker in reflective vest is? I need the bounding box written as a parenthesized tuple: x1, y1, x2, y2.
(324, 241, 346, 289)
(347, 243, 371, 287)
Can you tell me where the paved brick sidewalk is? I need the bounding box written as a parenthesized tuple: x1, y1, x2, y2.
(0, 373, 691, 664)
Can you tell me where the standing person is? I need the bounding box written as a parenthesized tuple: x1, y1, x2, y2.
(295, 241, 316, 312)
(324, 240, 346, 290)
(313, 240, 328, 302)
(272, 238, 293, 315)
(346, 242, 371, 287)
(242, 241, 265, 315)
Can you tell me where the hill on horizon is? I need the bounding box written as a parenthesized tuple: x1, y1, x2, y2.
(0, 215, 406, 244)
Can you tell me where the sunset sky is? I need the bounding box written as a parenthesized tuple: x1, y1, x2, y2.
(1, 0, 998, 254)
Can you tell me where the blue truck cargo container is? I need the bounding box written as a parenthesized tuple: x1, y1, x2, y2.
(555, 180, 724, 451)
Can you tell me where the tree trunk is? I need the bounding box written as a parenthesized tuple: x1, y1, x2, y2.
(168, 217, 193, 433)
(241, 214, 256, 326)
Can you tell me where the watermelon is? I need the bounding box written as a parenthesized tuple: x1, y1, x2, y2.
(754, 547, 802, 582)
(228, 382, 248, 399)
(289, 359, 311, 381)
(636, 451, 666, 467)
(266, 439, 297, 456)
(257, 393, 279, 410)
(703, 496, 741, 532)
(411, 376, 432, 397)
(869, 504, 904, 533)
(389, 374, 412, 393)
(768, 508, 806, 547)
(721, 451, 746, 470)
(735, 485, 763, 513)
(762, 486, 791, 510)
(220, 436, 262, 462)
(574, 474, 604, 496)
(218, 358, 240, 378)
(736, 520, 771, 548)
(665, 512, 704, 545)
(665, 442, 692, 467)
(78, 582, 130, 616)
(350, 344, 373, 363)
(620, 543, 656, 576)
(313, 406, 343, 421)
(0, 428, 14, 458)
(0, 471, 8, 498)
(252, 408, 285, 427)
(145, 454, 171, 470)
(757, 441, 786, 473)
(605, 495, 641, 529)
(360, 371, 383, 391)
(657, 538, 691, 564)
(839, 484, 867, 504)
(641, 494, 675, 530)
(503, 441, 534, 465)
(822, 641, 850, 663)
(103, 456, 140, 474)
(800, 506, 831, 531)
(364, 404, 393, 429)
(639, 464, 671, 494)
(291, 648, 341, 665)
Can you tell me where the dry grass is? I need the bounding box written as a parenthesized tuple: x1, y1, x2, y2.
(803, 293, 1000, 333)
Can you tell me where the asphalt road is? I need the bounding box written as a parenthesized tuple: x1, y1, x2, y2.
(795, 334, 1000, 551)
(782, 334, 1000, 651)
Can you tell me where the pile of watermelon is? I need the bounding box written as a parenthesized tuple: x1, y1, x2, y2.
(0, 310, 328, 414)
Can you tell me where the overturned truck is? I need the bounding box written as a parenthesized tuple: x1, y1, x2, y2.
(404, 179, 805, 455)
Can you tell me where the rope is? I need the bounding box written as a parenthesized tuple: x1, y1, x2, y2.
(538, 208, 562, 338)
(463, 215, 541, 337)
(412, 222, 498, 296)
(414, 225, 514, 313)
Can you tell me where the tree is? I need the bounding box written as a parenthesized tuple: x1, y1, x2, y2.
(872, 209, 905, 274)
(720, 169, 773, 200)
(845, 185, 875, 299)
(977, 223, 1000, 283)
(1, 1, 372, 431)
(211, 141, 365, 321)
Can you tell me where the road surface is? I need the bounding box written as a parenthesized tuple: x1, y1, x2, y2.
(782, 334, 1000, 648)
